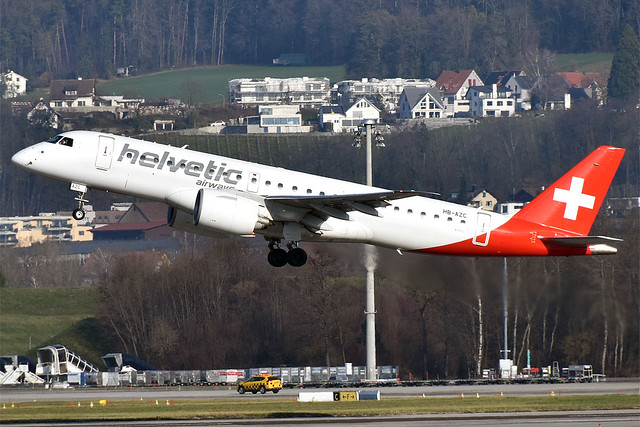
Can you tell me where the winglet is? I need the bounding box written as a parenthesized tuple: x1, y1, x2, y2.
(514, 146, 625, 236)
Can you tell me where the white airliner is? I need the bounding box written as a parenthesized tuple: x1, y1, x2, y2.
(12, 131, 625, 267)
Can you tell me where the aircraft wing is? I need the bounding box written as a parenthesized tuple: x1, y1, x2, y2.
(266, 191, 435, 219)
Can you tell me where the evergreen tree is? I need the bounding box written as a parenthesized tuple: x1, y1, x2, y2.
(607, 25, 640, 101)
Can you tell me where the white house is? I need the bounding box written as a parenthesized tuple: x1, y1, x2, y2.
(319, 105, 346, 132)
(397, 87, 445, 119)
(435, 70, 483, 117)
(319, 97, 380, 132)
(229, 77, 331, 108)
(49, 78, 96, 109)
(466, 84, 515, 117)
(245, 105, 311, 133)
(2, 70, 28, 99)
(504, 75, 537, 111)
(340, 97, 381, 132)
(334, 77, 435, 114)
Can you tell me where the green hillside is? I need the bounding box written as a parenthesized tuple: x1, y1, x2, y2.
(556, 53, 613, 73)
(97, 58, 612, 105)
(98, 65, 347, 104)
(0, 287, 109, 368)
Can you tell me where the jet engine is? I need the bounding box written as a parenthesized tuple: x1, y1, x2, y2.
(193, 189, 270, 235)
(167, 206, 228, 237)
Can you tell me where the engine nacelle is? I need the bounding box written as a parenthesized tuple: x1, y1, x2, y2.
(193, 189, 268, 235)
(166, 188, 200, 213)
(168, 206, 228, 238)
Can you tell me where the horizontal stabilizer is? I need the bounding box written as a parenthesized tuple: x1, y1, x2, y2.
(539, 235, 622, 254)
(538, 235, 623, 247)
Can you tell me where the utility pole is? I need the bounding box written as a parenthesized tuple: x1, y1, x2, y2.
(354, 119, 385, 381)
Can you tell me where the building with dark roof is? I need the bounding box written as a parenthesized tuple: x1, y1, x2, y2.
(91, 202, 174, 241)
(484, 70, 524, 86)
(49, 79, 96, 109)
(397, 87, 445, 119)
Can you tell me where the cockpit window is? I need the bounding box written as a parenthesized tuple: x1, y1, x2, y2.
(44, 135, 73, 147)
(45, 135, 63, 144)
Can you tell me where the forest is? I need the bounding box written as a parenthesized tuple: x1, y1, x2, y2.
(1, 101, 638, 378)
(1, 0, 639, 84)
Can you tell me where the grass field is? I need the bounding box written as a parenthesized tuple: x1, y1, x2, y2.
(0, 287, 106, 366)
(556, 53, 613, 73)
(96, 56, 613, 106)
(98, 65, 347, 104)
(1, 395, 637, 423)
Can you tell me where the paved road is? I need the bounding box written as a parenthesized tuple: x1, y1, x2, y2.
(2, 411, 639, 427)
(1, 380, 638, 426)
(2, 378, 638, 402)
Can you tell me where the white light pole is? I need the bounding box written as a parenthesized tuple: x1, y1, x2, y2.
(354, 119, 385, 381)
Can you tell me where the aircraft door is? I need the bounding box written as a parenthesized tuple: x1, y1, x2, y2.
(95, 135, 115, 170)
(247, 172, 260, 193)
(472, 212, 491, 246)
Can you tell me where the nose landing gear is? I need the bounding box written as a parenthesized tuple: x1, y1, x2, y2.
(267, 240, 307, 267)
(70, 182, 89, 221)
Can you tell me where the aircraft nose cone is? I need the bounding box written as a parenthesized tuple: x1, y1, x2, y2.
(11, 148, 33, 168)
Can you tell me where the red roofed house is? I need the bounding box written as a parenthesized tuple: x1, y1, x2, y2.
(436, 70, 483, 117)
(557, 72, 605, 105)
(91, 202, 173, 241)
(556, 72, 603, 88)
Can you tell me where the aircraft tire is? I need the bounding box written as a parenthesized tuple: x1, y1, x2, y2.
(268, 248, 288, 267)
(72, 209, 85, 221)
(287, 247, 307, 267)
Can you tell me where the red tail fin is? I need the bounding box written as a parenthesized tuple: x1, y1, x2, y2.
(514, 146, 625, 236)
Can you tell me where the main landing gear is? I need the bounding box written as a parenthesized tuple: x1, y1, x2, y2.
(70, 182, 89, 221)
(267, 240, 307, 267)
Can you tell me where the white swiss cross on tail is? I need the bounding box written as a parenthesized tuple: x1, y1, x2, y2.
(552, 176, 596, 220)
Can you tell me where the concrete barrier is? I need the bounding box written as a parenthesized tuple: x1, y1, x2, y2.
(297, 391, 335, 402)
(358, 390, 380, 400)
